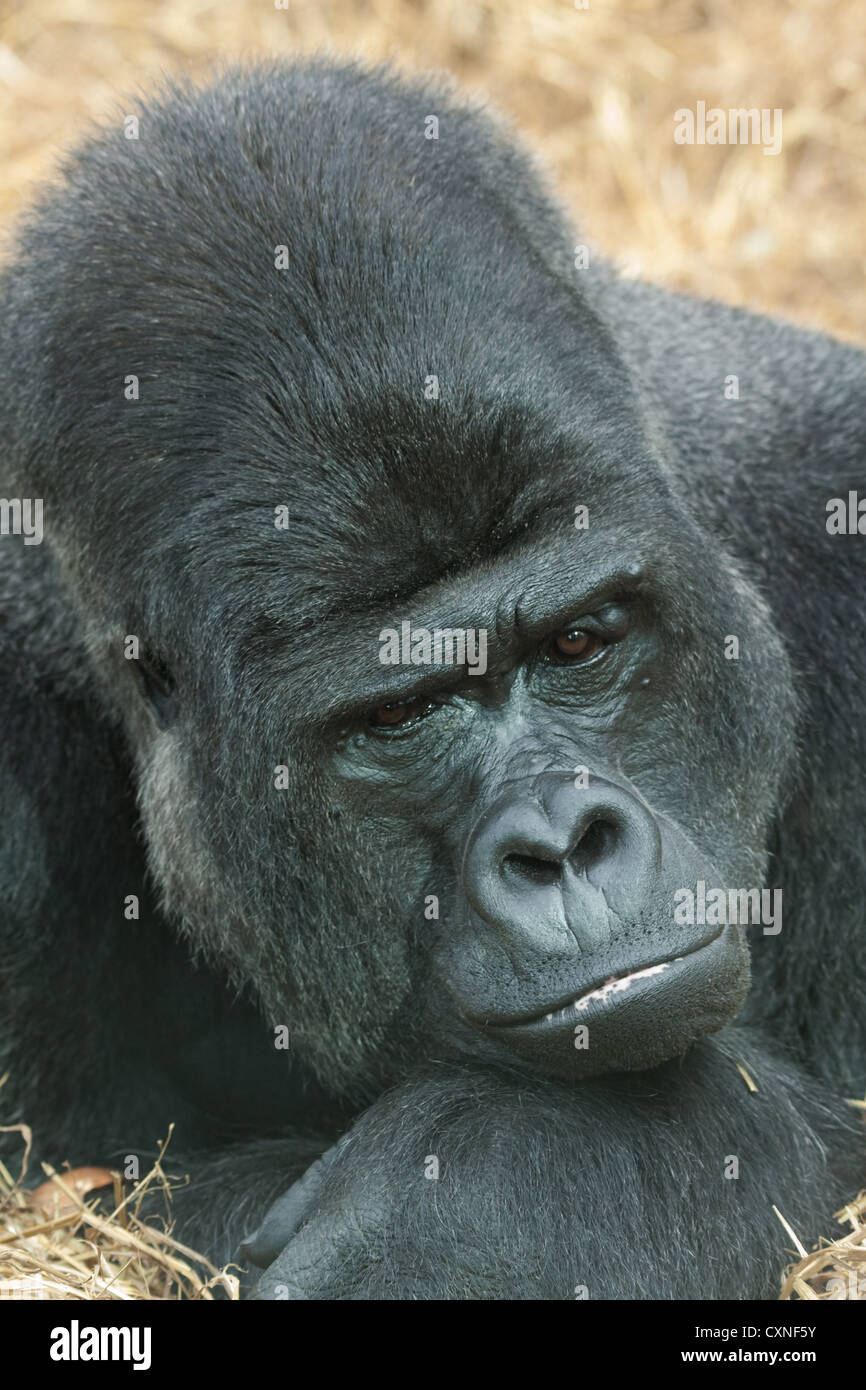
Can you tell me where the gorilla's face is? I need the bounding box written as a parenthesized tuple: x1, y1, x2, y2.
(321, 516, 792, 1082)
(96, 409, 797, 1094)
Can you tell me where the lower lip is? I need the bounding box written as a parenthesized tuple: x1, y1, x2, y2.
(488, 936, 724, 1039)
(543, 958, 682, 1022)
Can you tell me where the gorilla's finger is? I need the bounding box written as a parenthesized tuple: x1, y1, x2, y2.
(251, 1205, 380, 1301)
(239, 1139, 349, 1268)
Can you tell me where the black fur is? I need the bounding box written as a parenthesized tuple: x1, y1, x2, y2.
(0, 59, 863, 1299)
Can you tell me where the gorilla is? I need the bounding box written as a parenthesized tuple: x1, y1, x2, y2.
(0, 59, 863, 1301)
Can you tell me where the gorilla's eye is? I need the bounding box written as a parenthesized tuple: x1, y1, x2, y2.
(370, 696, 433, 732)
(549, 627, 605, 663)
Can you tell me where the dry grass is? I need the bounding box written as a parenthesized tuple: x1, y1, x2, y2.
(780, 1190, 866, 1300)
(0, 1122, 238, 1301)
(0, 0, 864, 341)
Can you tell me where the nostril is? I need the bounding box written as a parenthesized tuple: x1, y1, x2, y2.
(571, 817, 619, 869)
(503, 852, 562, 886)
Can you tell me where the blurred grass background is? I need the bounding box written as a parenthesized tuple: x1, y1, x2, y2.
(0, 0, 863, 343)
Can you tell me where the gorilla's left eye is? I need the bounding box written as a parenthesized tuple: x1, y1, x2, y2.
(547, 627, 605, 663)
(369, 696, 435, 733)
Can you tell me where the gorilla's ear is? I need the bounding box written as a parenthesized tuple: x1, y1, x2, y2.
(132, 648, 178, 729)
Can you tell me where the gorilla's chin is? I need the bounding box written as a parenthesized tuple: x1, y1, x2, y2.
(480, 924, 751, 1078)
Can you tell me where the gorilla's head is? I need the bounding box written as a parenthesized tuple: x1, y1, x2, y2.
(3, 63, 798, 1096)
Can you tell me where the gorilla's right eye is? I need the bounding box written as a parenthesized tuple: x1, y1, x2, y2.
(547, 627, 606, 664)
(369, 696, 434, 733)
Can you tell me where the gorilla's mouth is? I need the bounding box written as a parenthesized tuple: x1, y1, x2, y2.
(541, 958, 681, 1021)
(488, 928, 724, 1029)
(471, 922, 752, 1076)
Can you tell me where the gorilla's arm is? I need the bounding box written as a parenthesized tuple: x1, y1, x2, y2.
(243, 1039, 862, 1300)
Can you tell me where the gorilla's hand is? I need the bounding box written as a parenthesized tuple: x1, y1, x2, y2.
(242, 1069, 555, 1300)
(240, 1128, 383, 1299)
(240, 1045, 862, 1300)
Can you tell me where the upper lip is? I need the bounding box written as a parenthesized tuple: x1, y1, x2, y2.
(482, 928, 724, 1028)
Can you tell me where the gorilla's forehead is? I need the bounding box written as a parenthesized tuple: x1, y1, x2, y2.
(200, 326, 661, 622)
(207, 390, 663, 640)
(147, 345, 674, 679)
(274, 414, 599, 600)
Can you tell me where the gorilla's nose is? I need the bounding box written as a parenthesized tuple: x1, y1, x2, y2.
(462, 774, 661, 954)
